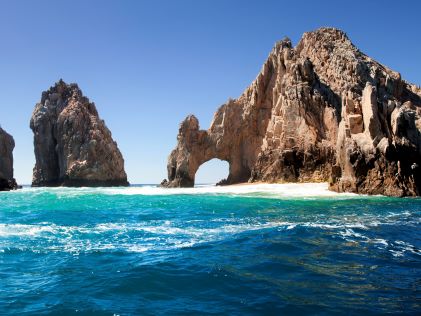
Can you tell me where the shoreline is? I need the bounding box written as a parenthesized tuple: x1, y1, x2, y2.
(216, 180, 327, 187)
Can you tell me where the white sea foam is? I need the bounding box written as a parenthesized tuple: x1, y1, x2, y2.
(13, 182, 361, 198)
(104, 183, 359, 197)
(1, 215, 419, 256)
(0, 220, 285, 253)
(0, 223, 58, 237)
(336, 228, 421, 257)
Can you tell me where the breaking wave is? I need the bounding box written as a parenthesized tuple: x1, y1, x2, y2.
(1, 208, 419, 257)
(10, 182, 361, 198)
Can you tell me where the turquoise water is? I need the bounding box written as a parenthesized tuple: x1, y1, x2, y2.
(0, 184, 420, 315)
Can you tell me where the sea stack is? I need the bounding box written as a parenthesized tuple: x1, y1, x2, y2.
(162, 28, 421, 196)
(30, 80, 128, 187)
(0, 127, 18, 190)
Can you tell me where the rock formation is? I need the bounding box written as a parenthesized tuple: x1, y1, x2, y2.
(163, 28, 421, 196)
(0, 127, 18, 190)
(30, 80, 128, 187)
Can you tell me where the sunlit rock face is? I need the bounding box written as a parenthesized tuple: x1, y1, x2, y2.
(30, 80, 128, 187)
(0, 127, 18, 191)
(163, 28, 421, 196)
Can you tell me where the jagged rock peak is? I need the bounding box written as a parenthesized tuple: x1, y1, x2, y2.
(162, 27, 421, 196)
(274, 37, 292, 50)
(30, 80, 129, 187)
(0, 127, 18, 191)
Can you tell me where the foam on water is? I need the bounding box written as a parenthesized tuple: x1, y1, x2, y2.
(1, 210, 419, 256)
(11, 182, 360, 198)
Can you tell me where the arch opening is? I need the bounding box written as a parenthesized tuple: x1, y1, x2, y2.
(194, 159, 229, 186)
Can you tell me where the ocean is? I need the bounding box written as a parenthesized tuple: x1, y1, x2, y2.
(0, 183, 420, 315)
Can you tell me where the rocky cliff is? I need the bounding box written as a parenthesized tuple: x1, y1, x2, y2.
(163, 28, 421, 196)
(0, 127, 18, 190)
(30, 80, 128, 187)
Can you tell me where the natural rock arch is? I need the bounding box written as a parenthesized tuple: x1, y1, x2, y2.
(162, 27, 421, 196)
(164, 114, 255, 187)
(162, 35, 340, 188)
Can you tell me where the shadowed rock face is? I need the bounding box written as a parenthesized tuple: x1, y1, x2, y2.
(163, 28, 421, 196)
(30, 80, 128, 187)
(0, 127, 18, 190)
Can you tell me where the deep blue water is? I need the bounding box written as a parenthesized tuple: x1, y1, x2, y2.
(0, 184, 420, 315)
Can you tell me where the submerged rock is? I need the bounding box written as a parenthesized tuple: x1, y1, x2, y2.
(0, 127, 18, 191)
(30, 80, 128, 187)
(163, 28, 421, 196)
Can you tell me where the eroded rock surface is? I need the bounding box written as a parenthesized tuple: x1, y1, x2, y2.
(30, 80, 128, 187)
(163, 28, 421, 196)
(0, 127, 18, 190)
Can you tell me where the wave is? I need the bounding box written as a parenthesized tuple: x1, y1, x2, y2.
(0, 221, 284, 239)
(10, 183, 363, 198)
(338, 228, 421, 257)
(0, 221, 282, 254)
(1, 211, 419, 256)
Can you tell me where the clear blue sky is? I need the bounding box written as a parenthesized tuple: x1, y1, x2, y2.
(0, 0, 420, 184)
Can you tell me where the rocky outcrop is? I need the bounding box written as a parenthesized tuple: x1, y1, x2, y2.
(30, 80, 128, 187)
(163, 28, 421, 196)
(0, 127, 18, 190)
